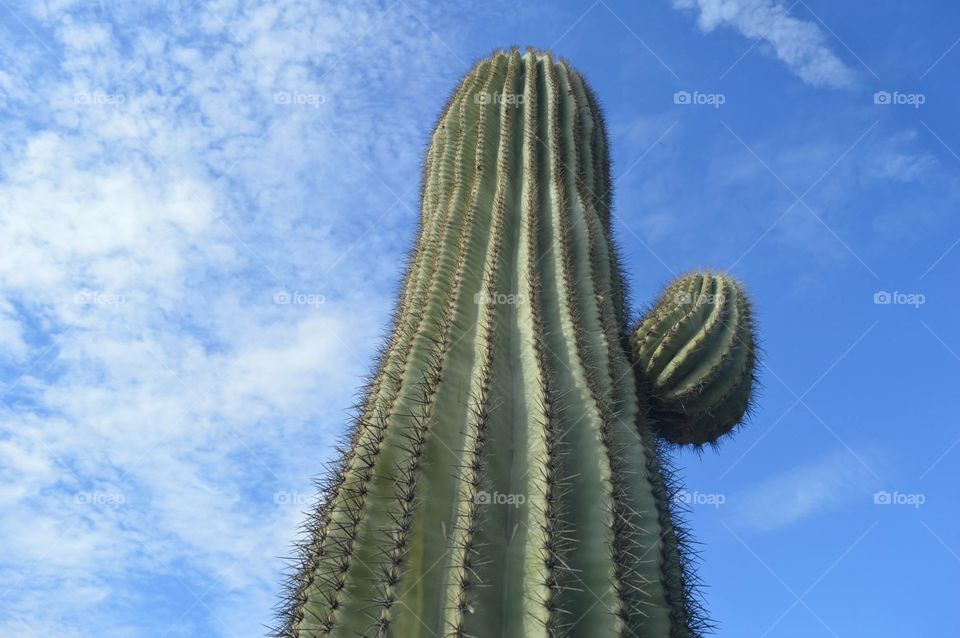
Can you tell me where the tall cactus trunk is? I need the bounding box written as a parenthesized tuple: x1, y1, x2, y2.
(279, 49, 704, 638)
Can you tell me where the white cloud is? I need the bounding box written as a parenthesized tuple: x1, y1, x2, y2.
(731, 449, 878, 532)
(673, 0, 857, 87)
(0, 0, 468, 635)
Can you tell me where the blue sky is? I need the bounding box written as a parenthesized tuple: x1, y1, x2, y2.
(0, 0, 957, 636)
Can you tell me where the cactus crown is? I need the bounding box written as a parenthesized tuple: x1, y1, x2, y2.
(276, 48, 758, 638)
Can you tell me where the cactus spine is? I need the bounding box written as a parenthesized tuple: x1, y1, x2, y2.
(278, 48, 756, 638)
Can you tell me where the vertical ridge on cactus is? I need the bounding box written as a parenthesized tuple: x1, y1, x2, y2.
(277, 47, 758, 638)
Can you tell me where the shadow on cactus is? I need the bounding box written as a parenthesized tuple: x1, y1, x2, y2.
(276, 48, 759, 638)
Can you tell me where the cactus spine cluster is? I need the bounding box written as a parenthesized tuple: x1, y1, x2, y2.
(278, 48, 757, 638)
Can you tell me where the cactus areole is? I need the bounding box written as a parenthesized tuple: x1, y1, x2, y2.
(277, 49, 758, 638)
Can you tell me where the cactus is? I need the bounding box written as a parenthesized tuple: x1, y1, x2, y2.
(277, 48, 757, 638)
(632, 271, 756, 447)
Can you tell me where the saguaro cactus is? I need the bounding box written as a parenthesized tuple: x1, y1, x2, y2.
(278, 48, 757, 638)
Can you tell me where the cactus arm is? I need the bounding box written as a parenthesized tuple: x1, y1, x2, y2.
(631, 272, 758, 447)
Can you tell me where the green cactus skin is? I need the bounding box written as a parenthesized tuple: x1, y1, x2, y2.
(632, 271, 757, 447)
(278, 49, 756, 638)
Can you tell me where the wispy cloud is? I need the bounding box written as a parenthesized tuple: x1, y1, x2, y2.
(0, 1, 469, 635)
(673, 0, 857, 87)
(731, 450, 878, 532)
